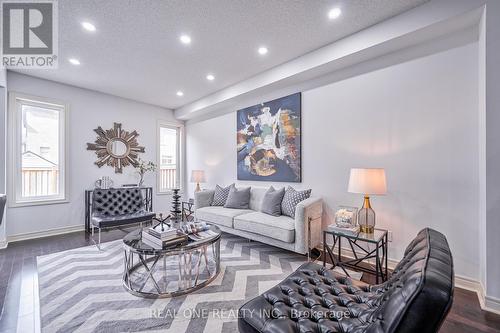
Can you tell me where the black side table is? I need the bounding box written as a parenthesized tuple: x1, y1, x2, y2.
(323, 228, 388, 283)
(181, 200, 195, 221)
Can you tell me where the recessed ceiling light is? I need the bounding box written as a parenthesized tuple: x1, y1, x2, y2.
(68, 58, 81, 65)
(81, 21, 96, 32)
(328, 7, 342, 20)
(206, 74, 215, 81)
(258, 46, 268, 55)
(179, 34, 191, 45)
(176, 91, 184, 97)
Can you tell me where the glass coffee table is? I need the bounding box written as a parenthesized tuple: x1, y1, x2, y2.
(323, 228, 388, 283)
(122, 223, 221, 298)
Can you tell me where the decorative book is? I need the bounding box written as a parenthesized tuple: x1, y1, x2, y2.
(141, 232, 188, 249)
(327, 224, 360, 236)
(147, 225, 178, 240)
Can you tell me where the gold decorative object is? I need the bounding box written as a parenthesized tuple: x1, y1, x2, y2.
(86, 122, 145, 173)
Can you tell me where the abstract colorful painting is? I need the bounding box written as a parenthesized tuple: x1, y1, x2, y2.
(237, 93, 301, 182)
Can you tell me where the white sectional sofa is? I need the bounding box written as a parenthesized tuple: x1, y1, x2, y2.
(194, 187, 322, 254)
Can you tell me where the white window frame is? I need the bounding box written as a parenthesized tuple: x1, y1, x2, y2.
(157, 120, 184, 194)
(8, 92, 69, 207)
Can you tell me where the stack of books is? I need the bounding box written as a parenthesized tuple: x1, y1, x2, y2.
(141, 225, 187, 249)
(327, 224, 360, 236)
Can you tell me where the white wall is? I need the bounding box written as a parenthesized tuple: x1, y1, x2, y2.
(0, 70, 6, 87)
(186, 42, 479, 280)
(0, 69, 7, 247)
(6, 72, 180, 238)
(483, 0, 500, 301)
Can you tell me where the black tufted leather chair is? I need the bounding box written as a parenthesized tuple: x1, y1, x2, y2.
(238, 228, 453, 333)
(90, 188, 155, 247)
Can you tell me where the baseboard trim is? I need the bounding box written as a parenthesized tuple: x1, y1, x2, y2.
(7, 225, 84, 244)
(0, 240, 8, 249)
(483, 294, 500, 315)
(455, 275, 481, 292)
(477, 284, 500, 315)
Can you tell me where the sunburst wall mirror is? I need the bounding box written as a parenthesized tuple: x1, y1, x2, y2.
(86, 122, 145, 173)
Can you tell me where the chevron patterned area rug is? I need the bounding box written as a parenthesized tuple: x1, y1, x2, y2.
(37, 233, 360, 333)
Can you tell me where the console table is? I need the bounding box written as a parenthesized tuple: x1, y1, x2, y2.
(323, 228, 388, 283)
(84, 187, 153, 233)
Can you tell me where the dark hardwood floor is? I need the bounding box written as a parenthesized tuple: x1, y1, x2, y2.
(0, 229, 499, 332)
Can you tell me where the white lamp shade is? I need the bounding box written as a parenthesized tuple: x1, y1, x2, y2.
(348, 168, 387, 195)
(190, 170, 206, 183)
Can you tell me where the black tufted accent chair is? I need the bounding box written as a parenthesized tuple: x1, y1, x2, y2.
(238, 228, 453, 333)
(90, 188, 155, 248)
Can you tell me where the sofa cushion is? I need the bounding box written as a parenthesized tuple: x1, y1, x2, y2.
(234, 212, 295, 243)
(248, 187, 268, 211)
(195, 190, 214, 208)
(212, 184, 235, 206)
(261, 186, 285, 216)
(225, 186, 251, 209)
(91, 210, 155, 228)
(195, 206, 252, 228)
(281, 186, 312, 218)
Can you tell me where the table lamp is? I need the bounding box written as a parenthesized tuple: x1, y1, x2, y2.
(190, 170, 206, 193)
(348, 168, 387, 233)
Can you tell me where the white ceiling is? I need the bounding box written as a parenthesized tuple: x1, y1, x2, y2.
(14, 0, 428, 110)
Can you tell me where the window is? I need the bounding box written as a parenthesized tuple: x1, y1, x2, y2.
(39, 146, 51, 157)
(157, 122, 182, 193)
(161, 155, 173, 165)
(9, 93, 68, 206)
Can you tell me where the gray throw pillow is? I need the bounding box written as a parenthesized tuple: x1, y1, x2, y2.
(261, 186, 285, 216)
(194, 190, 214, 208)
(224, 186, 251, 209)
(281, 186, 312, 218)
(212, 184, 234, 206)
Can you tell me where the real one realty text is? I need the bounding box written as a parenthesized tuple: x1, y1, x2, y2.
(151, 308, 351, 320)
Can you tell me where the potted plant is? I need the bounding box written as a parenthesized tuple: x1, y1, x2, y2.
(135, 159, 157, 187)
